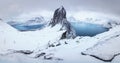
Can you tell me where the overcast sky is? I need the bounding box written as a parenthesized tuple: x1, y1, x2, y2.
(0, 0, 120, 21)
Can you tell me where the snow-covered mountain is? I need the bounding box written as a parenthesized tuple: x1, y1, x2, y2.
(1, 6, 120, 63)
(68, 16, 77, 22)
(68, 16, 120, 28)
(23, 16, 46, 25)
(0, 18, 65, 53)
(7, 16, 46, 31)
(49, 6, 76, 39)
(82, 17, 120, 28)
(8, 16, 46, 25)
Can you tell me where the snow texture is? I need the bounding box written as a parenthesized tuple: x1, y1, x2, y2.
(1, 7, 120, 63)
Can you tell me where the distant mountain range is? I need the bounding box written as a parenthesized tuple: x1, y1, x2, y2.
(7, 16, 47, 31)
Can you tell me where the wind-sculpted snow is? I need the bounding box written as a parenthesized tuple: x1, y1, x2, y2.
(82, 25, 120, 62)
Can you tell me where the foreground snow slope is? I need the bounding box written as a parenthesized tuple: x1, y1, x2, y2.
(82, 25, 120, 62)
(0, 20, 18, 52)
(0, 20, 65, 54)
(32, 25, 120, 63)
(1, 19, 120, 63)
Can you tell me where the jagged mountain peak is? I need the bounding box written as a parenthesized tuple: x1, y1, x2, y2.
(49, 6, 76, 39)
(55, 6, 66, 17)
(49, 6, 67, 27)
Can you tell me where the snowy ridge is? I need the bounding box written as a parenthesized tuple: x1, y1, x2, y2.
(0, 20, 18, 32)
(23, 16, 46, 25)
(68, 16, 120, 28)
(7, 16, 46, 31)
(82, 25, 120, 62)
(0, 19, 65, 54)
(8, 16, 46, 26)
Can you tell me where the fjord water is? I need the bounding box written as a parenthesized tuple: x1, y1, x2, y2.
(11, 21, 109, 36)
(12, 24, 44, 31)
(71, 22, 109, 36)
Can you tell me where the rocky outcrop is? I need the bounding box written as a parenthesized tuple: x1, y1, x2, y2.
(49, 6, 76, 39)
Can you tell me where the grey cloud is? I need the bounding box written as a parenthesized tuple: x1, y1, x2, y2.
(0, 0, 120, 20)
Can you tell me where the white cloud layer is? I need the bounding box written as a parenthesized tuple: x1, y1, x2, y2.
(0, 0, 120, 21)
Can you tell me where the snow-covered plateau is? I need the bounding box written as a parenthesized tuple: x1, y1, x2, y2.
(0, 6, 120, 63)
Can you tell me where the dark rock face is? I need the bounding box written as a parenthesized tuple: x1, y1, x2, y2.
(50, 6, 66, 27)
(49, 6, 76, 39)
(13, 50, 33, 55)
(35, 52, 46, 58)
(81, 52, 120, 62)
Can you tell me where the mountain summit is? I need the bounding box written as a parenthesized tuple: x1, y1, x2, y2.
(49, 6, 76, 39)
(49, 6, 66, 26)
